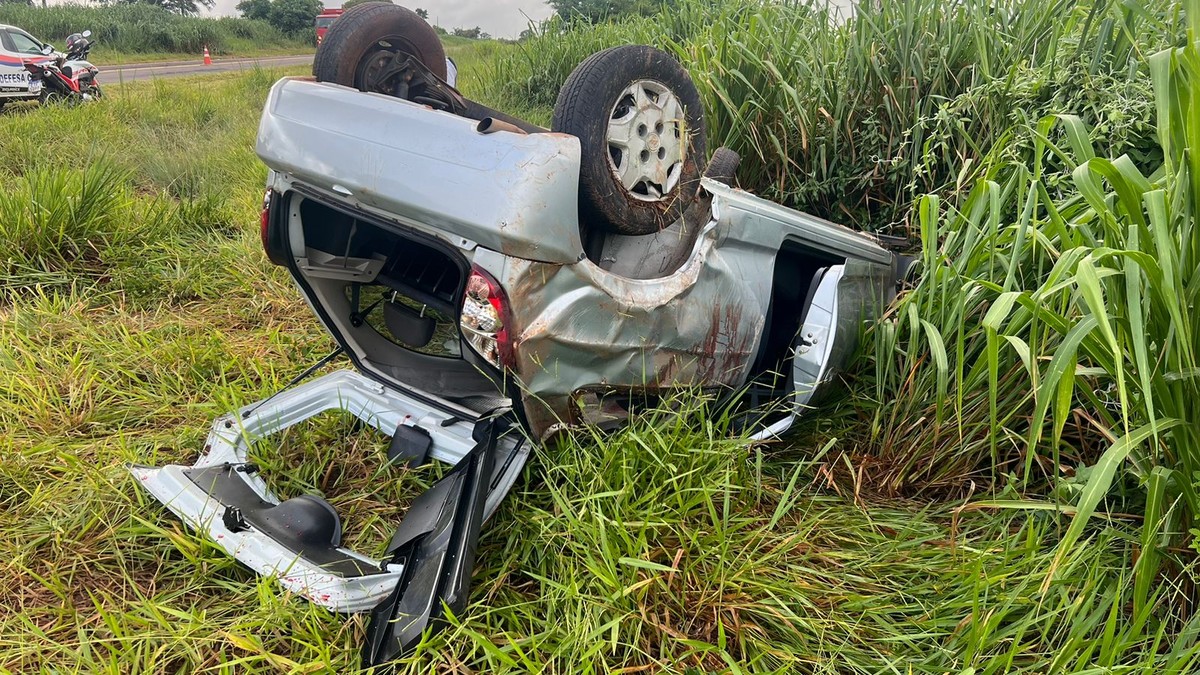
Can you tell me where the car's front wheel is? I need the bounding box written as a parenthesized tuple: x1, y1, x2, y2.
(552, 45, 707, 236)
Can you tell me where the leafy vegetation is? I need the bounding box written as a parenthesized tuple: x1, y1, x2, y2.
(846, 0, 1200, 622)
(548, 0, 668, 23)
(485, 0, 1178, 233)
(0, 3, 311, 55)
(115, 0, 216, 19)
(236, 0, 324, 37)
(1, 0, 1200, 672)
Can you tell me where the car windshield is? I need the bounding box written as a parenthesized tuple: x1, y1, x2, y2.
(8, 28, 45, 55)
(315, 17, 335, 28)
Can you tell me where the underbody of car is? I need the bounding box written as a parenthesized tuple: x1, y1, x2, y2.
(132, 7, 902, 668)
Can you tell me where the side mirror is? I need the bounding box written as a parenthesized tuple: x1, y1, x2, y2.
(82, 30, 92, 38)
(41, 44, 53, 55)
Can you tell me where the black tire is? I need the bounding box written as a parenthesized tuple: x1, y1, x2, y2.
(88, 83, 102, 100)
(552, 45, 706, 236)
(312, 2, 447, 92)
(704, 147, 740, 187)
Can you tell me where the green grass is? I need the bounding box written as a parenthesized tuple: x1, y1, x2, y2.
(1, 3, 1200, 672)
(483, 0, 1175, 232)
(829, 0, 1200, 632)
(0, 286, 1191, 671)
(89, 46, 314, 65)
(0, 4, 310, 57)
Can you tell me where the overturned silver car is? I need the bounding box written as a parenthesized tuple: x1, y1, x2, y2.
(132, 3, 903, 668)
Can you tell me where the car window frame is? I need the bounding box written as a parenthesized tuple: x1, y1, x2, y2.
(6, 28, 45, 55)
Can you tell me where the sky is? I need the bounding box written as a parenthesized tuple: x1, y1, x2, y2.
(202, 0, 555, 39)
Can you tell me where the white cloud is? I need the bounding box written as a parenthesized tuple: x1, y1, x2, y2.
(202, 0, 554, 39)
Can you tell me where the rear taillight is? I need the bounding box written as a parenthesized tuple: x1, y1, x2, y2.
(460, 265, 513, 369)
(259, 189, 271, 246)
(260, 188, 280, 264)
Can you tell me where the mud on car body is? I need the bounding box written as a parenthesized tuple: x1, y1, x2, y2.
(131, 3, 904, 668)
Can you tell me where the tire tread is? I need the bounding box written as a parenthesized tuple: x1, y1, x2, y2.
(552, 45, 706, 236)
(313, 2, 446, 87)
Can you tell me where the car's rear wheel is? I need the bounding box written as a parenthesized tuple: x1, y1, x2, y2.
(312, 2, 447, 93)
(552, 45, 707, 236)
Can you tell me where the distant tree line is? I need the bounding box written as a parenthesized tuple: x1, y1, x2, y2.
(236, 0, 322, 35)
(547, 0, 670, 23)
(0, 0, 220, 14)
(0, 0, 670, 31)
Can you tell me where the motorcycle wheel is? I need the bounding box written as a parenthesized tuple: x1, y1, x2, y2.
(88, 84, 102, 100)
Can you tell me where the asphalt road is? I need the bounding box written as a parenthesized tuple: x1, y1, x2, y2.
(106, 54, 314, 83)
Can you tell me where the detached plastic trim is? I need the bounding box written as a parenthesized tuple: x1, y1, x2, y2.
(362, 417, 508, 666)
(129, 369, 529, 616)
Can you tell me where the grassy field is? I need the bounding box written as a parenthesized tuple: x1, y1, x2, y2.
(87, 46, 314, 66)
(482, 0, 1174, 234)
(0, 5, 492, 63)
(1, 1, 1199, 672)
(0, 4, 311, 58)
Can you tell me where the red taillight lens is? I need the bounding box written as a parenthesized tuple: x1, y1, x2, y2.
(259, 188, 272, 257)
(460, 265, 513, 369)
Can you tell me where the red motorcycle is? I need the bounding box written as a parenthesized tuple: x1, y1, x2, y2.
(24, 30, 100, 104)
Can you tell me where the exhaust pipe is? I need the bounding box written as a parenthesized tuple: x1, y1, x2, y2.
(459, 99, 545, 135)
(475, 117, 528, 135)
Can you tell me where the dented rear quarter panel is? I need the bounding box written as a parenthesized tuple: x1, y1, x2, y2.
(477, 180, 895, 438)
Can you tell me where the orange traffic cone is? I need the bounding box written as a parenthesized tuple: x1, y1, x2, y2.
(203, 45, 212, 66)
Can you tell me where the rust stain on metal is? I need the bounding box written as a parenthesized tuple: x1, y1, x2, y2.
(510, 261, 562, 304)
(694, 303, 754, 384)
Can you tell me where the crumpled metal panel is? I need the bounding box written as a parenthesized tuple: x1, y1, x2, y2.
(488, 207, 767, 438)
(707, 179, 894, 266)
(256, 78, 584, 265)
(478, 182, 895, 439)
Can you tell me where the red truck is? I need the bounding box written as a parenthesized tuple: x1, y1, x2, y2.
(314, 8, 343, 46)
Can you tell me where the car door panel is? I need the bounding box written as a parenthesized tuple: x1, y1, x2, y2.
(0, 27, 48, 100)
(0, 29, 28, 98)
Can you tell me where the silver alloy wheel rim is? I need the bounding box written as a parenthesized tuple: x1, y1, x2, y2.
(605, 79, 685, 202)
